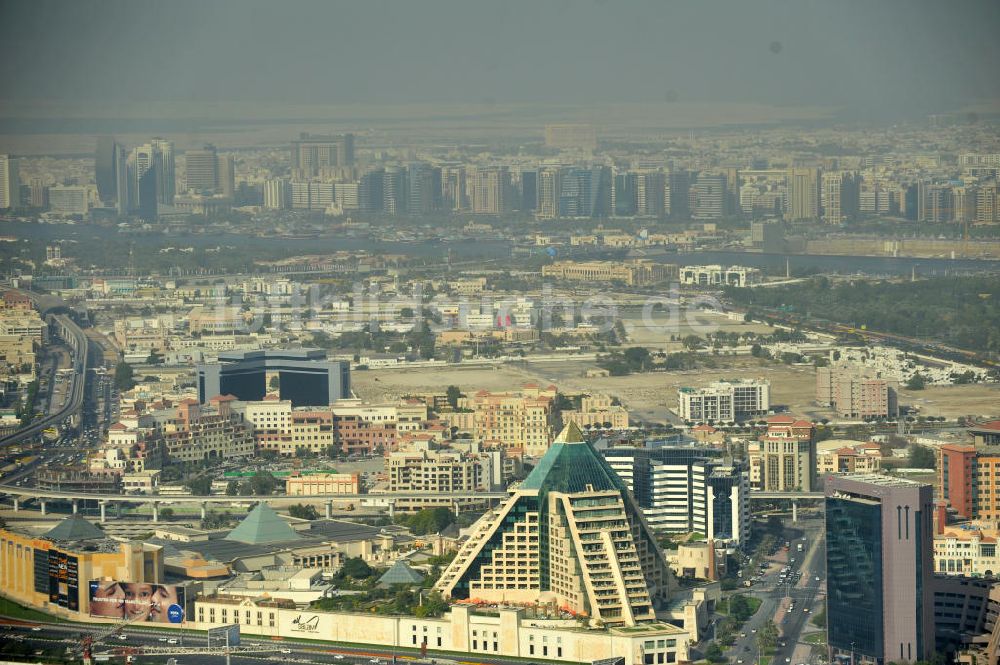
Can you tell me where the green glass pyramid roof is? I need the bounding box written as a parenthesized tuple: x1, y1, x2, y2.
(377, 560, 425, 587)
(44, 514, 105, 542)
(225, 502, 302, 544)
(519, 422, 629, 494)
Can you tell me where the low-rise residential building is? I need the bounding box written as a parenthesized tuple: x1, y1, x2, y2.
(816, 440, 882, 474)
(452, 384, 558, 457)
(816, 366, 899, 418)
(560, 394, 629, 430)
(677, 379, 770, 423)
(934, 525, 1000, 577)
(386, 443, 503, 511)
(153, 397, 255, 463)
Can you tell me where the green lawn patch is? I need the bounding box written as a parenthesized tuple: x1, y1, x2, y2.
(0, 597, 69, 623)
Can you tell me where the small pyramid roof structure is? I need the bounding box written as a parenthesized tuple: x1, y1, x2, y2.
(519, 422, 628, 494)
(377, 560, 425, 588)
(44, 514, 105, 541)
(225, 503, 302, 545)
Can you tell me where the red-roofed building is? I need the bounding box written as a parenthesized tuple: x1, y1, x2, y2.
(970, 420, 1000, 447)
(749, 417, 817, 491)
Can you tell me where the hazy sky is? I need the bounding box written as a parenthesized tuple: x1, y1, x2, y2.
(1, 0, 998, 118)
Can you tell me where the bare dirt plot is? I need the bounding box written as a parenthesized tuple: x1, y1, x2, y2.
(351, 363, 546, 403)
(900, 383, 1000, 420)
(353, 356, 999, 425)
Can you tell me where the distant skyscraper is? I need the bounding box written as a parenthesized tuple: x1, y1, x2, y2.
(822, 171, 860, 224)
(519, 169, 537, 212)
(786, 167, 821, 221)
(407, 163, 439, 215)
(114, 144, 129, 216)
(441, 166, 467, 211)
(185, 145, 235, 198)
(383, 166, 408, 216)
(185, 145, 220, 193)
(0, 155, 20, 210)
(217, 154, 235, 199)
(557, 166, 610, 218)
(469, 166, 511, 215)
(824, 474, 934, 665)
(723, 166, 741, 216)
(536, 167, 561, 219)
(638, 170, 666, 217)
(150, 138, 175, 204)
(94, 136, 118, 204)
(290, 133, 355, 178)
(614, 172, 638, 216)
(28, 178, 48, 209)
(359, 168, 385, 213)
(692, 173, 727, 219)
(667, 170, 691, 218)
(263, 179, 289, 210)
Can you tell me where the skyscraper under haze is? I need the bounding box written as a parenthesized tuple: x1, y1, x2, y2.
(290, 133, 355, 179)
(0, 155, 19, 210)
(787, 167, 821, 221)
(824, 474, 934, 665)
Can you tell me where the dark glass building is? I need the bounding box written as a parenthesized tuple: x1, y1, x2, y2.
(824, 474, 934, 665)
(197, 349, 350, 407)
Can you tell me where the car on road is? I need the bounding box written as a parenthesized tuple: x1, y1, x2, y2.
(31, 626, 41, 632)
(333, 656, 345, 661)
(280, 649, 292, 654)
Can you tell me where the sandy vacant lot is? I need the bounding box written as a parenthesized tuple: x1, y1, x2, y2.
(353, 356, 1000, 425)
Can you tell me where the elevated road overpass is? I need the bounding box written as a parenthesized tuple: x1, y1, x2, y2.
(0, 486, 509, 522)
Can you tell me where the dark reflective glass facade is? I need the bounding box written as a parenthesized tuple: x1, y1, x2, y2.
(826, 496, 884, 660)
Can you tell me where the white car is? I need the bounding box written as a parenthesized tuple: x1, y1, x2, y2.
(167, 639, 177, 644)
(815, 576, 821, 581)
(280, 649, 292, 654)
(31, 626, 42, 632)
(334, 657, 345, 661)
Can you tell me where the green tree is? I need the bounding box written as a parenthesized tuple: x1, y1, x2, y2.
(400, 507, 456, 535)
(446, 385, 462, 410)
(705, 642, 725, 663)
(158, 507, 174, 520)
(113, 361, 135, 391)
(340, 557, 373, 579)
(185, 475, 213, 496)
(225, 480, 240, 496)
(268, 375, 280, 390)
(288, 503, 320, 520)
(250, 471, 277, 496)
(906, 373, 927, 390)
(908, 444, 937, 469)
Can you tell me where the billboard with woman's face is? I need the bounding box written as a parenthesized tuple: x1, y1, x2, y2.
(88, 581, 185, 623)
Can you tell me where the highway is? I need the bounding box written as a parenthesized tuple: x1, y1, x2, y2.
(723, 514, 827, 665)
(0, 313, 89, 448)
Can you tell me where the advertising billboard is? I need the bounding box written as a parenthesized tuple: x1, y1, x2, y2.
(47, 550, 79, 611)
(88, 581, 186, 624)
